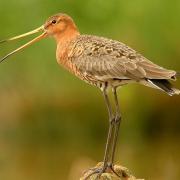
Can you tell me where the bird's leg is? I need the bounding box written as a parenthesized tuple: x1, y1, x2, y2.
(83, 86, 116, 179)
(102, 86, 115, 171)
(83, 87, 122, 179)
(110, 87, 121, 166)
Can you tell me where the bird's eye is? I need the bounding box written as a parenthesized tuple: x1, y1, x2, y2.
(52, 20, 57, 24)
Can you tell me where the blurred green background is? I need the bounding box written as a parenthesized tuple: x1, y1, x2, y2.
(0, 0, 180, 180)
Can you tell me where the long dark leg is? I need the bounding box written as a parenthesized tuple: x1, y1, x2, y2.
(84, 87, 120, 179)
(110, 87, 121, 165)
(102, 86, 115, 170)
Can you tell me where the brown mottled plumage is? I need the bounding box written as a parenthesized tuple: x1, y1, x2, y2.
(58, 34, 179, 95)
(0, 13, 179, 179)
(46, 13, 179, 96)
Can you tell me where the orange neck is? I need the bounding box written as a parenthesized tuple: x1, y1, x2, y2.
(54, 26, 80, 45)
(55, 27, 80, 65)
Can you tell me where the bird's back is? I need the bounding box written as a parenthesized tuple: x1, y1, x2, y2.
(69, 35, 175, 79)
(59, 35, 179, 95)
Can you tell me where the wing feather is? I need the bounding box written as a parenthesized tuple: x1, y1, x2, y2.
(70, 35, 176, 80)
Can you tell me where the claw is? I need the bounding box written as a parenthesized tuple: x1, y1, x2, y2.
(80, 162, 144, 180)
(81, 162, 121, 180)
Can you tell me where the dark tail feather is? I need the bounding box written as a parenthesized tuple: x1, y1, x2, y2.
(148, 79, 180, 96)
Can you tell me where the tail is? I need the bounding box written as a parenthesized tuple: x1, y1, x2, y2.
(148, 79, 180, 96)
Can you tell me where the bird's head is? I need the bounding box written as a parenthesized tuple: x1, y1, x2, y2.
(44, 13, 79, 38)
(0, 13, 79, 63)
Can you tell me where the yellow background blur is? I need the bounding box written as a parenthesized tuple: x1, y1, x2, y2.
(0, 0, 180, 180)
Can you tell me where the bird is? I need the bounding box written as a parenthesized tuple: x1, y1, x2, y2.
(0, 13, 179, 179)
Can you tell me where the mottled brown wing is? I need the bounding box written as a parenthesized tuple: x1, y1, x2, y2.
(71, 35, 176, 81)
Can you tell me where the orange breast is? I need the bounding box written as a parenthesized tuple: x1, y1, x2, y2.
(56, 42, 81, 78)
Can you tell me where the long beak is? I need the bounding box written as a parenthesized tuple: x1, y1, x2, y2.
(0, 26, 47, 63)
(0, 26, 44, 43)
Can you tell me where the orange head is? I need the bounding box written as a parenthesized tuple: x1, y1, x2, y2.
(44, 13, 79, 40)
(0, 13, 80, 63)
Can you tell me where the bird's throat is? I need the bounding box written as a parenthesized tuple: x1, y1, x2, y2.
(55, 29, 80, 66)
(54, 27, 80, 44)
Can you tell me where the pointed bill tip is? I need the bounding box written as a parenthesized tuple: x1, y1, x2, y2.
(0, 32, 47, 64)
(0, 25, 44, 44)
(0, 39, 8, 44)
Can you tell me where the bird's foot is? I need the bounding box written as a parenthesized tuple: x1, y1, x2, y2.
(80, 162, 144, 180)
(80, 162, 122, 180)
